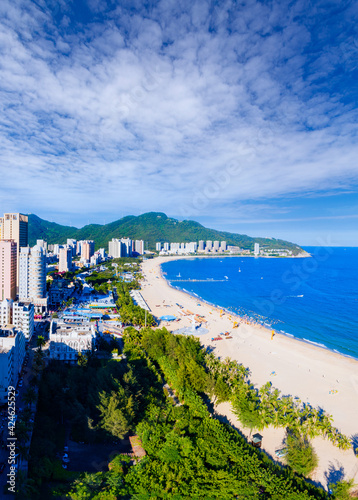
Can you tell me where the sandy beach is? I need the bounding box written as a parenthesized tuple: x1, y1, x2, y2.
(140, 256, 358, 491)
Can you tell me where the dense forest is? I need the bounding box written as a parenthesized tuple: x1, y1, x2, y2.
(28, 212, 304, 253)
(21, 325, 354, 499)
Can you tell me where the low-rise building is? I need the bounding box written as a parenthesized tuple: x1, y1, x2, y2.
(0, 299, 34, 341)
(49, 318, 96, 362)
(12, 301, 34, 341)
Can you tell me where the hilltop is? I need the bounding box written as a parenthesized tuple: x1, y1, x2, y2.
(28, 212, 304, 254)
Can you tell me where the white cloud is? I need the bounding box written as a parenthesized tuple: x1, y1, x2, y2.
(0, 0, 357, 231)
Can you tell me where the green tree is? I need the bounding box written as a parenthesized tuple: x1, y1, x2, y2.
(97, 391, 130, 440)
(285, 431, 318, 476)
(36, 335, 46, 351)
(329, 479, 355, 500)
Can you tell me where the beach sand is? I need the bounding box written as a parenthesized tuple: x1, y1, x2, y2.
(140, 256, 358, 490)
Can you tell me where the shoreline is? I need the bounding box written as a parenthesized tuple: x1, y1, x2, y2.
(159, 255, 357, 362)
(140, 255, 358, 490)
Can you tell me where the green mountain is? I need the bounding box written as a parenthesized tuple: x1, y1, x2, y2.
(28, 212, 304, 254)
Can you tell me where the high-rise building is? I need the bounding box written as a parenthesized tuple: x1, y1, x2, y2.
(36, 239, 47, 252)
(206, 241, 213, 251)
(58, 246, 72, 272)
(0, 240, 17, 301)
(213, 241, 220, 251)
(221, 241, 227, 252)
(81, 241, 95, 261)
(156, 242, 162, 252)
(19, 245, 47, 312)
(198, 240, 205, 251)
(0, 213, 28, 288)
(185, 242, 197, 253)
(121, 238, 132, 257)
(163, 242, 170, 251)
(0, 326, 26, 404)
(135, 240, 145, 255)
(67, 239, 77, 256)
(254, 243, 260, 255)
(108, 239, 122, 258)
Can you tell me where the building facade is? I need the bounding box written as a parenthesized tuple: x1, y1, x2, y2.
(0, 327, 26, 403)
(0, 240, 17, 301)
(58, 246, 72, 272)
(12, 302, 34, 341)
(49, 319, 96, 362)
(19, 245, 47, 312)
(81, 241, 95, 262)
(0, 213, 28, 289)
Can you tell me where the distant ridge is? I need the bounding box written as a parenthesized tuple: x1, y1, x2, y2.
(28, 212, 304, 254)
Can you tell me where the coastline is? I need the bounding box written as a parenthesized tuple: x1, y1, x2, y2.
(140, 255, 358, 490)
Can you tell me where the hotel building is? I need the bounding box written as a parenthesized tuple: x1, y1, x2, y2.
(0, 213, 28, 288)
(0, 240, 17, 301)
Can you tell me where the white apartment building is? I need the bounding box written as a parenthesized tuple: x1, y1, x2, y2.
(58, 246, 72, 272)
(121, 238, 132, 257)
(0, 299, 34, 341)
(254, 243, 260, 255)
(67, 239, 77, 256)
(108, 239, 122, 258)
(49, 319, 96, 362)
(135, 240, 144, 255)
(19, 245, 48, 313)
(12, 302, 34, 341)
(0, 299, 12, 326)
(108, 238, 133, 258)
(0, 326, 26, 404)
(156, 242, 162, 252)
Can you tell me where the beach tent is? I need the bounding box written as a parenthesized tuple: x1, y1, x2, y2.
(159, 315, 177, 321)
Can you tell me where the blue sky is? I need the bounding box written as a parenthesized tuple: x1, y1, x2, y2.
(0, 0, 357, 246)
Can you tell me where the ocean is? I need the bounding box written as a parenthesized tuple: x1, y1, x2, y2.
(161, 247, 358, 360)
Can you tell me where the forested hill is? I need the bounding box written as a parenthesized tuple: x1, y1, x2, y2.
(28, 212, 304, 254)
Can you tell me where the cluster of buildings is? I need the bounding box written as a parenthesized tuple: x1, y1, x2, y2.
(156, 240, 228, 255)
(0, 213, 36, 402)
(108, 238, 145, 258)
(48, 239, 107, 271)
(0, 214, 148, 402)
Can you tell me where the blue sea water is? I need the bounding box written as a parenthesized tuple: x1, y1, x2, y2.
(161, 247, 358, 360)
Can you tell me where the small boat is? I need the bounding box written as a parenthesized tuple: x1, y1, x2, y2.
(224, 276, 228, 279)
(176, 272, 181, 278)
(238, 268, 241, 272)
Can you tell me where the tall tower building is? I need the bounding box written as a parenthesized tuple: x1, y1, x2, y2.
(19, 245, 47, 305)
(108, 239, 122, 258)
(0, 213, 28, 288)
(58, 247, 72, 272)
(120, 238, 132, 257)
(81, 241, 95, 261)
(0, 240, 17, 301)
(135, 240, 144, 255)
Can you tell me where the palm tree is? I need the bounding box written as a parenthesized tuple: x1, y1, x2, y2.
(36, 335, 46, 351)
